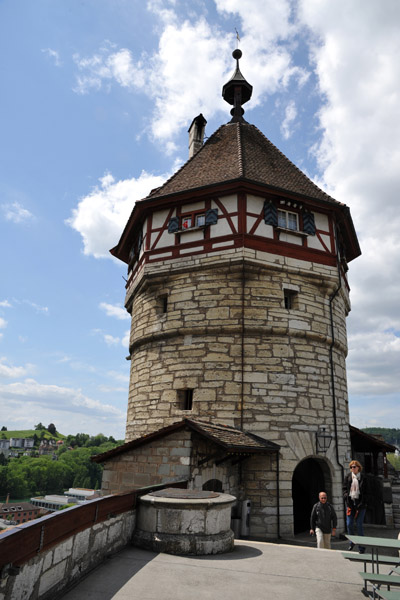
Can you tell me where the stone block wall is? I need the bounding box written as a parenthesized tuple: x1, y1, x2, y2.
(119, 246, 352, 537)
(101, 430, 192, 495)
(0, 511, 135, 600)
(125, 249, 350, 453)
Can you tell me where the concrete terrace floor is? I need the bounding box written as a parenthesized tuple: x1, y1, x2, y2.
(60, 539, 372, 600)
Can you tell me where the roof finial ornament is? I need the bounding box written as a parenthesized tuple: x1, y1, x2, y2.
(222, 46, 253, 123)
(235, 28, 240, 48)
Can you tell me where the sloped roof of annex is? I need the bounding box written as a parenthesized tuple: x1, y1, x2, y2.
(91, 418, 280, 464)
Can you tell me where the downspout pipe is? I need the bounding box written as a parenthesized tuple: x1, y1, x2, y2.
(276, 450, 280, 539)
(329, 224, 346, 525)
(240, 257, 245, 431)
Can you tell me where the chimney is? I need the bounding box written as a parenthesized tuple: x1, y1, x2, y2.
(5, 493, 10, 503)
(188, 114, 207, 158)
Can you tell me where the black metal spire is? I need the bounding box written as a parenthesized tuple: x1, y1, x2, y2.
(222, 49, 253, 123)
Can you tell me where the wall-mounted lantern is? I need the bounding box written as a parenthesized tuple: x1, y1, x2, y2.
(316, 426, 332, 453)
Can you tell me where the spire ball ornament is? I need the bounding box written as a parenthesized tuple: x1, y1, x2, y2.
(222, 49, 253, 123)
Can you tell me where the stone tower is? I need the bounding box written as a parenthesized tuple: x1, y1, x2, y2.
(109, 50, 360, 537)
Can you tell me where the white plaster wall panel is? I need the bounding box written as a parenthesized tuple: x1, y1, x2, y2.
(320, 233, 332, 250)
(307, 234, 325, 251)
(214, 215, 237, 236)
(180, 229, 204, 243)
(246, 194, 263, 214)
(279, 231, 303, 245)
(247, 215, 258, 231)
(140, 220, 147, 258)
(211, 194, 237, 211)
(151, 229, 172, 249)
(314, 212, 329, 231)
(181, 201, 205, 212)
(254, 221, 274, 239)
(152, 208, 174, 228)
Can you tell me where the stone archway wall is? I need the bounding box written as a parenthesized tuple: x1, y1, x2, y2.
(292, 457, 332, 534)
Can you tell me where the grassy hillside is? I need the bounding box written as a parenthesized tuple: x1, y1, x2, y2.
(0, 429, 66, 441)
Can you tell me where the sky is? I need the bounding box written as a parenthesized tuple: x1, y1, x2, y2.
(0, 0, 399, 439)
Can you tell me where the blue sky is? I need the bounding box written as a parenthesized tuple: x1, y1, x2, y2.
(1, 0, 399, 438)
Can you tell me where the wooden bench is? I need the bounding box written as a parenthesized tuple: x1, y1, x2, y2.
(372, 590, 400, 600)
(342, 552, 400, 569)
(360, 572, 400, 600)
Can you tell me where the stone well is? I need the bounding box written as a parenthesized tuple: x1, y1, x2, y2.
(132, 488, 236, 555)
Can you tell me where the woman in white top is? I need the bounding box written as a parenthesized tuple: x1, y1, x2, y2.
(343, 459, 369, 554)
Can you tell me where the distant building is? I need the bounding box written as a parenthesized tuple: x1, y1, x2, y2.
(0, 502, 40, 524)
(30, 488, 98, 512)
(9, 438, 35, 449)
(38, 439, 57, 456)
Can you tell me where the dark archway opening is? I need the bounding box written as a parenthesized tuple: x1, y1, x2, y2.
(202, 479, 223, 492)
(292, 458, 329, 534)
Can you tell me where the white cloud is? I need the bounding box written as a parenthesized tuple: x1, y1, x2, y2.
(73, 44, 146, 94)
(23, 300, 49, 314)
(2, 201, 33, 224)
(281, 99, 297, 139)
(67, 171, 168, 258)
(0, 300, 11, 308)
(295, 0, 400, 409)
(0, 378, 122, 418)
(71, 1, 308, 148)
(42, 48, 61, 67)
(0, 318, 6, 330)
(107, 370, 130, 384)
(0, 358, 34, 379)
(103, 334, 121, 346)
(100, 302, 130, 320)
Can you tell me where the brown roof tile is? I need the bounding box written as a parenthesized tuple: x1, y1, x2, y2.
(91, 418, 279, 463)
(148, 121, 339, 205)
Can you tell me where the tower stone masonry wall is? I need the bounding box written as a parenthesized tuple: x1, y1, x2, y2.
(125, 248, 351, 453)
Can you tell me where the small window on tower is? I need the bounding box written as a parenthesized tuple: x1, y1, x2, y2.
(284, 289, 298, 310)
(157, 294, 168, 314)
(178, 389, 194, 411)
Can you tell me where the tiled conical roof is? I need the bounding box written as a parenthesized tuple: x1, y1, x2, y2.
(148, 121, 339, 205)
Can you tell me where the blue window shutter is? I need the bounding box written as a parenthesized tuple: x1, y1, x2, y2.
(205, 208, 218, 225)
(303, 212, 316, 235)
(263, 200, 278, 226)
(168, 217, 179, 233)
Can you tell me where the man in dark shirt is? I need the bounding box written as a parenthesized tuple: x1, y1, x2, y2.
(310, 491, 337, 549)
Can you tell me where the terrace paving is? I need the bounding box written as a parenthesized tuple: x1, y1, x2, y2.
(60, 537, 368, 600)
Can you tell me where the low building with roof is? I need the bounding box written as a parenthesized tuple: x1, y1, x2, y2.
(0, 502, 40, 524)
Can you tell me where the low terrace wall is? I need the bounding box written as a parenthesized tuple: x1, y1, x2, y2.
(0, 492, 137, 600)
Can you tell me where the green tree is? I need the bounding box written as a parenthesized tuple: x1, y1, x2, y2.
(35, 423, 45, 431)
(0, 465, 7, 496)
(47, 423, 56, 435)
(6, 471, 29, 498)
(1, 426, 7, 431)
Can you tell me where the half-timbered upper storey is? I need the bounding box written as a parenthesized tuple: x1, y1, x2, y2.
(111, 121, 360, 290)
(110, 49, 360, 298)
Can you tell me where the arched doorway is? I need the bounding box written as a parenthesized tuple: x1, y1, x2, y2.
(292, 458, 331, 534)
